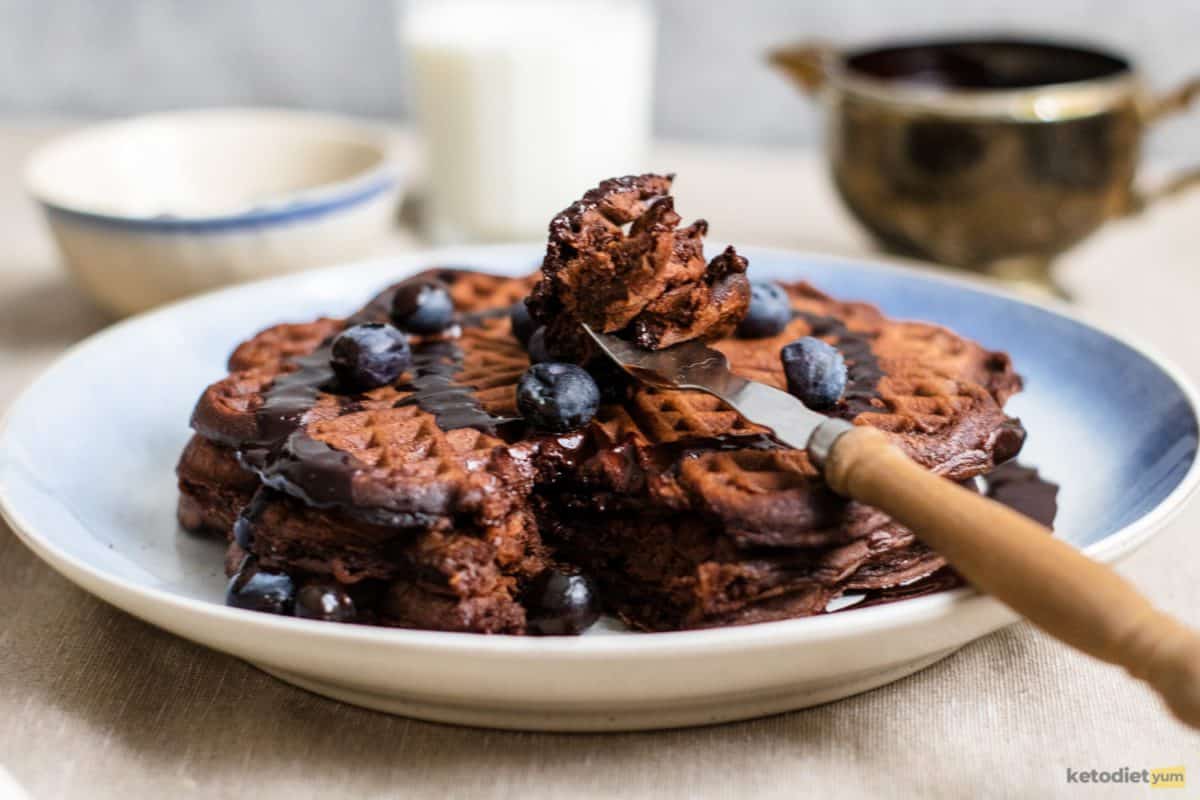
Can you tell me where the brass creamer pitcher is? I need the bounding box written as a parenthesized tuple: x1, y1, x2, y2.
(771, 37, 1200, 290)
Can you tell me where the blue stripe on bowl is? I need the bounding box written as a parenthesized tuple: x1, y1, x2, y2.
(41, 172, 398, 234)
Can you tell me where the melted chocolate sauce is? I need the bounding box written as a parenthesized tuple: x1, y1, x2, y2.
(240, 295, 519, 510)
(253, 352, 336, 443)
(237, 348, 359, 507)
(793, 311, 885, 417)
(850, 461, 1058, 609)
(976, 461, 1058, 527)
(644, 433, 781, 471)
(394, 336, 519, 436)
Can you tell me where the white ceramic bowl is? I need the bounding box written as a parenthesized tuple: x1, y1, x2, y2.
(25, 108, 402, 317)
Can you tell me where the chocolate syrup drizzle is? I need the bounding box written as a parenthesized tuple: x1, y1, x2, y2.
(393, 325, 520, 437)
(239, 349, 360, 508)
(238, 284, 517, 513)
(851, 461, 1058, 609)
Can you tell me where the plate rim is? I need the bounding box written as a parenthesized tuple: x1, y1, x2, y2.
(2, 242, 1198, 658)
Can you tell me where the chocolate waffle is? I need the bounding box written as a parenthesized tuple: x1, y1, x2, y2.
(528, 173, 751, 351)
(178, 264, 1050, 633)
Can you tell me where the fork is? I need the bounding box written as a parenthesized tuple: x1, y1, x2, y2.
(585, 325, 1200, 729)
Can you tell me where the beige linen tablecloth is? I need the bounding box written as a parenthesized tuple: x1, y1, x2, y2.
(2, 126, 1198, 800)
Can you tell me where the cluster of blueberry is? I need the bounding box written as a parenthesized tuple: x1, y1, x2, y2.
(326, 278, 605, 434)
(227, 486, 601, 631)
(456, 294, 603, 630)
(227, 565, 357, 622)
(227, 496, 359, 621)
(327, 279, 458, 391)
(737, 280, 848, 410)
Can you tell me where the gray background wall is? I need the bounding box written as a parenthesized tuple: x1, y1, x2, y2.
(1, 0, 1198, 156)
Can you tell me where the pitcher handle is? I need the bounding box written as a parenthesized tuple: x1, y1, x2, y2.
(1132, 76, 1200, 210)
(1141, 76, 1200, 123)
(768, 41, 836, 96)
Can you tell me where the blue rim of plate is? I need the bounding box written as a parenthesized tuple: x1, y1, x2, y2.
(0, 244, 1197, 655)
(38, 171, 399, 234)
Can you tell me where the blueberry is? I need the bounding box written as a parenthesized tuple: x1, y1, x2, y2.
(233, 512, 255, 550)
(233, 488, 273, 550)
(525, 569, 601, 635)
(781, 336, 847, 409)
(526, 326, 551, 364)
(510, 301, 537, 346)
(517, 363, 600, 432)
(295, 582, 357, 622)
(226, 556, 295, 614)
(737, 281, 792, 338)
(391, 279, 455, 333)
(330, 323, 411, 390)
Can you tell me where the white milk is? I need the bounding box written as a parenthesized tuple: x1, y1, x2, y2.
(402, 0, 654, 242)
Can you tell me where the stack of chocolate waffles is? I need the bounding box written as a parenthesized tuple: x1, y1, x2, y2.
(177, 174, 1052, 634)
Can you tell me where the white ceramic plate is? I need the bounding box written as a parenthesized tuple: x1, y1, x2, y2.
(2, 245, 1198, 731)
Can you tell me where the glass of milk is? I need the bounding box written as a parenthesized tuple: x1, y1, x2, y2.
(401, 0, 655, 243)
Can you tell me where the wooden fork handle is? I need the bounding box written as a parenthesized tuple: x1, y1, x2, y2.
(823, 425, 1200, 729)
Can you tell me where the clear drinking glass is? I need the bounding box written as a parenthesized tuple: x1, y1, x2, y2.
(401, 0, 655, 243)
